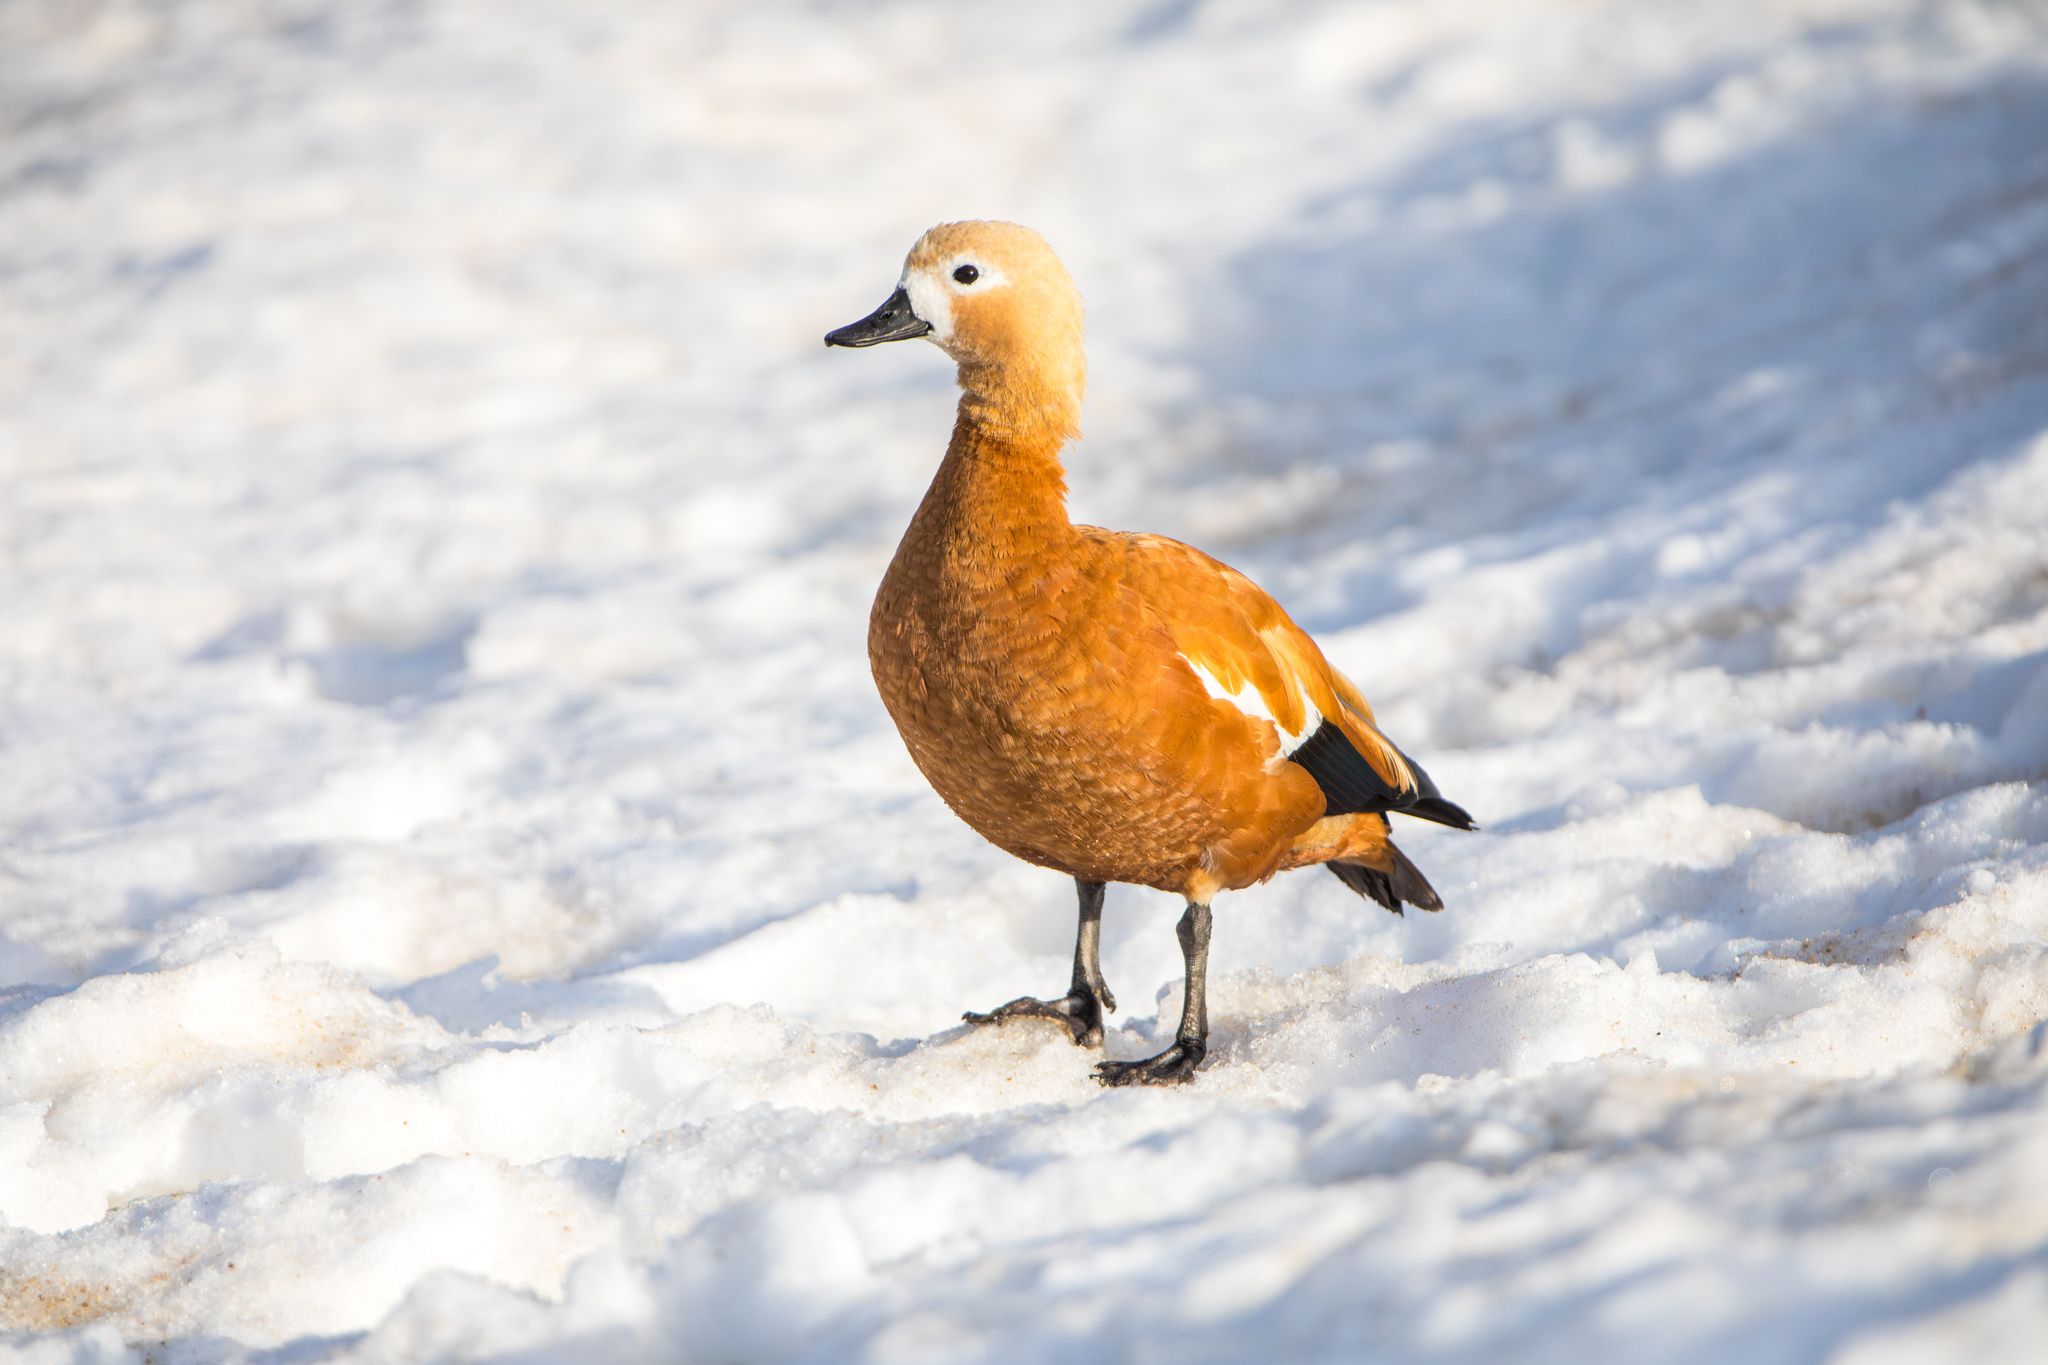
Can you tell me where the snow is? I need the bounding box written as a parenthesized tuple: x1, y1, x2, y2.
(1, 0, 2046, 1359)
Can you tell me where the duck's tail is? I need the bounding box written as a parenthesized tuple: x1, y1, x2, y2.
(1328, 843, 1443, 916)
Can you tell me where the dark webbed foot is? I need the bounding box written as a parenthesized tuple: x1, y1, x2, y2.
(964, 988, 1111, 1048)
(965, 880, 1117, 1049)
(1092, 901, 1212, 1087)
(1092, 1040, 1205, 1087)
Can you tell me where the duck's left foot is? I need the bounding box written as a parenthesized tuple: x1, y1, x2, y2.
(963, 989, 1108, 1048)
(1092, 1040, 1205, 1087)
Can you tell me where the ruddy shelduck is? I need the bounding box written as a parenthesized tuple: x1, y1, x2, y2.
(827, 221, 1473, 1085)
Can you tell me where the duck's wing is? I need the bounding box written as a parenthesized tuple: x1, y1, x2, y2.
(1123, 533, 1474, 830)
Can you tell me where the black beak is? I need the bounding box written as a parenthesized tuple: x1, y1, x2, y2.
(824, 286, 933, 348)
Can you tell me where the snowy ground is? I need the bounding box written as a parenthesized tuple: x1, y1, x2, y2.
(3, 0, 2047, 1360)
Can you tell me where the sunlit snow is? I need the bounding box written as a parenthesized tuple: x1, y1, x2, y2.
(2, 0, 2047, 1360)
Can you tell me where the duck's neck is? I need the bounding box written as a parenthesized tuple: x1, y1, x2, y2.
(912, 361, 1081, 577)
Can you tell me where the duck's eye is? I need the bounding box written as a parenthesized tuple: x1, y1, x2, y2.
(953, 264, 979, 285)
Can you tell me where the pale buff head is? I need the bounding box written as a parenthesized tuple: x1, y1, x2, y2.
(827, 221, 1086, 422)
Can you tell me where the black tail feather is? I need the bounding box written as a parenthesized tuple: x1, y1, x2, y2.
(1328, 859, 1401, 914)
(1389, 845, 1443, 910)
(1329, 845, 1444, 915)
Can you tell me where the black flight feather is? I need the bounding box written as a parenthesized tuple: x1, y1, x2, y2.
(1289, 719, 1476, 829)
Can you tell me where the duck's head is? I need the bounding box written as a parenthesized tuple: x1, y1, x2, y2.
(826, 221, 1085, 418)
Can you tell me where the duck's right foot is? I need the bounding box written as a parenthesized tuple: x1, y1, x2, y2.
(963, 988, 1111, 1048)
(1092, 1039, 1205, 1087)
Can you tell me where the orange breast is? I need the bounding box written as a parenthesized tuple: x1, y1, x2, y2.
(869, 522, 1328, 898)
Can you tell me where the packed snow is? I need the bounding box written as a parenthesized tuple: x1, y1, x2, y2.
(2, 0, 2047, 1360)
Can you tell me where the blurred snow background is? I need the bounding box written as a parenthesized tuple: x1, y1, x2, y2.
(2, 0, 2047, 1360)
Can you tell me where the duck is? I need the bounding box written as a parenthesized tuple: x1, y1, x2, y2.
(826, 221, 1473, 1085)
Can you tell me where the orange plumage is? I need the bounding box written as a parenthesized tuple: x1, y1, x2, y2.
(828, 221, 1472, 1085)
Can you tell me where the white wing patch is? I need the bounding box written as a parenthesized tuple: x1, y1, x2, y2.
(1180, 653, 1322, 761)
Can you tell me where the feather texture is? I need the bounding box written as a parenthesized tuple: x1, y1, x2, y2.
(859, 221, 1468, 912)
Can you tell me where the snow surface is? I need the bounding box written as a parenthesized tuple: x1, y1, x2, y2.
(3, 0, 2048, 1359)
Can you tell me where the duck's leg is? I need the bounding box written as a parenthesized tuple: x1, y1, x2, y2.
(963, 878, 1116, 1047)
(1094, 900, 1209, 1087)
